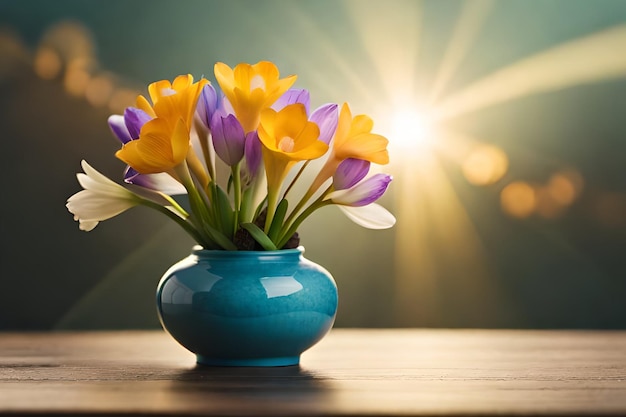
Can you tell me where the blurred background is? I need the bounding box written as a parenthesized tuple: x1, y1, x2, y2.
(1, 0, 625, 330)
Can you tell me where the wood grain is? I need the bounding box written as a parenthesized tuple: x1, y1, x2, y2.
(0, 329, 625, 416)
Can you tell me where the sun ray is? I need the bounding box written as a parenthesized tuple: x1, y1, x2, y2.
(279, 2, 380, 108)
(428, 0, 495, 105)
(343, 0, 421, 107)
(432, 24, 626, 122)
(391, 149, 511, 326)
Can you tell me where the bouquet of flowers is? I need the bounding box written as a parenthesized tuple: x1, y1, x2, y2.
(66, 61, 395, 250)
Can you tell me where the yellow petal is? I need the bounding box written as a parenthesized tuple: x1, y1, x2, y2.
(350, 114, 374, 136)
(336, 133, 389, 164)
(290, 139, 328, 160)
(214, 62, 235, 101)
(136, 95, 156, 118)
(170, 118, 190, 164)
(274, 104, 309, 141)
(172, 74, 193, 91)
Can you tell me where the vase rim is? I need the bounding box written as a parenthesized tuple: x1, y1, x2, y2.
(191, 245, 305, 257)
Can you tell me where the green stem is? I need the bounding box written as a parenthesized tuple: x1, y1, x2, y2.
(157, 192, 189, 218)
(231, 162, 242, 236)
(140, 199, 212, 248)
(277, 199, 332, 249)
(281, 183, 333, 240)
(282, 161, 309, 201)
(264, 188, 279, 234)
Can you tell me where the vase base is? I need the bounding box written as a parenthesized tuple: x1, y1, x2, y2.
(196, 355, 300, 367)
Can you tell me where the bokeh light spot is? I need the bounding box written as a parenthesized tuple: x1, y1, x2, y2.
(500, 181, 536, 218)
(548, 170, 584, 205)
(85, 75, 114, 107)
(108, 88, 139, 113)
(34, 47, 62, 80)
(64, 59, 91, 96)
(462, 145, 509, 186)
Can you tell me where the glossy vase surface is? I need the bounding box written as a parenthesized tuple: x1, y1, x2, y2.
(156, 247, 338, 366)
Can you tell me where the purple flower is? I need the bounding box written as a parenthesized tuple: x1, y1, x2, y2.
(333, 158, 371, 190)
(244, 130, 262, 179)
(196, 83, 222, 130)
(108, 115, 132, 144)
(108, 108, 152, 144)
(124, 107, 151, 140)
(123, 166, 185, 195)
(272, 89, 310, 114)
(108, 108, 184, 193)
(310, 103, 338, 145)
(326, 173, 392, 207)
(211, 112, 246, 166)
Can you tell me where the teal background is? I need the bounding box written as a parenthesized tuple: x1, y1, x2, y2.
(0, 0, 625, 329)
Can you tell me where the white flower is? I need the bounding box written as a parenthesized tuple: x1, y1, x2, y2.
(337, 204, 396, 229)
(66, 160, 141, 231)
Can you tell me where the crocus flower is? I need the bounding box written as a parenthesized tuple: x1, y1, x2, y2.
(66, 160, 142, 231)
(258, 103, 328, 197)
(272, 88, 310, 114)
(332, 158, 371, 191)
(325, 172, 395, 229)
(309, 102, 389, 193)
(214, 61, 297, 133)
(210, 112, 246, 166)
(196, 83, 222, 130)
(108, 109, 185, 194)
(243, 130, 262, 182)
(310, 103, 338, 145)
(326, 173, 392, 207)
(116, 75, 208, 175)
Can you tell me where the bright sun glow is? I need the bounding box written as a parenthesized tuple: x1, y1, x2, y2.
(391, 109, 434, 151)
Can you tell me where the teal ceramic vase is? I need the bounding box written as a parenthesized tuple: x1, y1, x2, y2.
(156, 246, 338, 367)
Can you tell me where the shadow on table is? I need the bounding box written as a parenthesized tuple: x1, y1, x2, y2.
(169, 364, 333, 395)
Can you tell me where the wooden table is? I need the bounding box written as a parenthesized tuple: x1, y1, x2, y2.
(1, 329, 625, 416)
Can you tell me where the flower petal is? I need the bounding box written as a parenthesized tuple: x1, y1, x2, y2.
(310, 103, 338, 145)
(211, 113, 245, 166)
(108, 115, 132, 144)
(124, 107, 152, 139)
(196, 83, 221, 129)
(272, 88, 310, 113)
(326, 173, 392, 206)
(244, 130, 262, 178)
(67, 161, 141, 231)
(337, 204, 396, 229)
(333, 158, 370, 190)
(124, 167, 186, 195)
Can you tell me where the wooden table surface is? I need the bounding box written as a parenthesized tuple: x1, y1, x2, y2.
(0, 329, 625, 416)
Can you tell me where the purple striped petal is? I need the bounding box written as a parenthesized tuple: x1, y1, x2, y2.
(196, 83, 222, 129)
(310, 103, 338, 144)
(272, 89, 310, 114)
(327, 173, 392, 207)
(211, 113, 245, 166)
(124, 166, 186, 195)
(108, 115, 132, 144)
(124, 107, 151, 140)
(244, 130, 262, 179)
(333, 158, 370, 190)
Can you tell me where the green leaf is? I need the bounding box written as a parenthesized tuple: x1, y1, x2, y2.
(268, 198, 288, 241)
(241, 223, 278, 251)
(214, 185, 234, 238)
(203, 222, 238, 251)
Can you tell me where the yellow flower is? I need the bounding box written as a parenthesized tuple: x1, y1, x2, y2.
(116, 75, 208, 174)
(258, 104, 328, 197)
(214, 61, 296, 133)
(310, 102, 389, 192)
